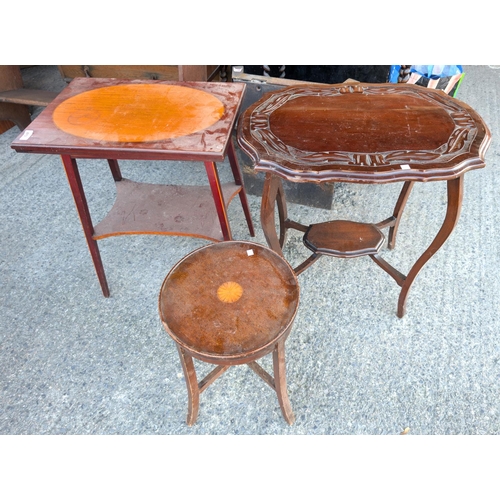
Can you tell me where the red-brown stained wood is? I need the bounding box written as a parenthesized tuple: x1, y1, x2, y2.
(238, 83, 490, 183)
(92, 179, 243, 241)
(10, 78, 253, 297)
(52, 84, 225, 142)
(237, 83, 491, 317)
(304, 220, 385, 257)
(11, 78, 246, 162)
(159, 241, 299, 425)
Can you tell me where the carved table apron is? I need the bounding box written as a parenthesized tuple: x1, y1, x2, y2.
(237, 83, 491, 317)
(10, 78, 255, 297)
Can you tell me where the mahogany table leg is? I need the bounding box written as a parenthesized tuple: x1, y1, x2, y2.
(397, 176, 464, 317)
(261, 173, 288, 254)
(276, 177, 288, 248)
(226, 140, 255, 237)
(204, 161, 232, 241)
(388, 181, 415, 250)
(273, 337, 295, 425)
(107, 159, 122, 181)
(176, 346, 200, 426)
(60, 155, 110, 297)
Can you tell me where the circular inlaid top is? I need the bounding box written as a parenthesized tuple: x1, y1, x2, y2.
(158, 241, 299, 363)
(52, 83, 225, 142)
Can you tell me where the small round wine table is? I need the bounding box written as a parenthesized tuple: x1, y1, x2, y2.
(158, 241, 300, 425)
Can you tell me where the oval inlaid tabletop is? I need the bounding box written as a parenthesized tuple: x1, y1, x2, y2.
(159, 241, 299, 361)
(52, 83, 225, 142)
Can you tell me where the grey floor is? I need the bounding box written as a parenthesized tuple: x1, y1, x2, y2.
(1, 66, 499, 435)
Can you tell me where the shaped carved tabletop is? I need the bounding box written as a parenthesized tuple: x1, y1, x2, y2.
(237, 83, 491, 183)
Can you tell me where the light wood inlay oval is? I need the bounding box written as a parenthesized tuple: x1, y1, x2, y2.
(52, 83, 225, 142)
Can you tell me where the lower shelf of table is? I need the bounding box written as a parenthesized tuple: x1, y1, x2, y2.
(93, 178, 242, 242)
(302, 220, 386, 257)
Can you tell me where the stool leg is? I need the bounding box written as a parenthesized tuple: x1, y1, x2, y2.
(273, 339, 295, 425)
(176, 346, 200, 426)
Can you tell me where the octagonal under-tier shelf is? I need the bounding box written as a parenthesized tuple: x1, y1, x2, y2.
(303, 220, 385, 258)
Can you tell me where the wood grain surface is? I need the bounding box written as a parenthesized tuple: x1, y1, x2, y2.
(159, 241, 299, 363)
(238, 83, 491, 183)
(11, 78, 246, 162)
(52, 84, 225, 142)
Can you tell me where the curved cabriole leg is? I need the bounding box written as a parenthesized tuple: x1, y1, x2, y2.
(397, 176, 464, 318)
(273, 338, 295, 425)
(276, 177, 288, 248)
(176, 346, 200, 426)
(261, 173, 287, 254)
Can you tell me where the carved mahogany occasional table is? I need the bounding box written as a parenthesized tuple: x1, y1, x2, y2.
(10, 77, 254, 297)
(158, 241, 299, 425)
(237, 83, 491, 317)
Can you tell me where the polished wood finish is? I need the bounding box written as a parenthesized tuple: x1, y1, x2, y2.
(304, 220, 385, 257)
(238, 83, 491, 317)
(11, 78, 254, 296)
(60, 154, 110, 296)
(159, 242, 299, 362)
(238, 83, 489, 183)
(11, 78, 246, 161)
(159, 241, 299, 425)
(382, 181, 415, 250)
(52, 84, 225, 142)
